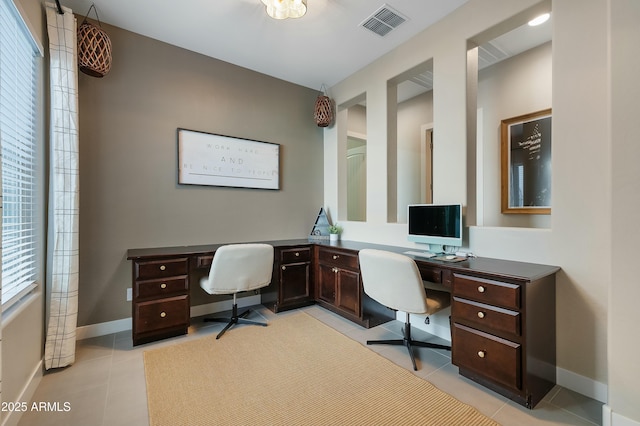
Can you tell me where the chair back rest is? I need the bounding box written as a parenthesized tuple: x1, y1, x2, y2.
(203, 244, 274, 294)
(358, 249, 429, 314)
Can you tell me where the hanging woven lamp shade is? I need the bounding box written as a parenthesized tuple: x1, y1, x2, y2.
(314, 92, 334, 127)
(77, 5, 112, 78)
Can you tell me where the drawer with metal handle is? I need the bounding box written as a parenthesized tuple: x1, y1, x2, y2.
(134, 295, 189, 334)
(452, 297, 521, 336)
(452, 273, 520, 310)
(452, 323, 522, 391)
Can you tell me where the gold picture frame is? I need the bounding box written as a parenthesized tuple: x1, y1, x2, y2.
(501, 109, 552, 214)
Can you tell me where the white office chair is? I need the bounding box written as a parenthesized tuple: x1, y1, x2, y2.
(200, 243, 274, 339)
(358, 249, 451, 371)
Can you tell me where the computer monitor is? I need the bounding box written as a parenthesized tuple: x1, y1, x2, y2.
(407, 203, 462, 253)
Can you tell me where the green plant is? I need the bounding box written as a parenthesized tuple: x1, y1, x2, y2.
(328, 224, 342, 234)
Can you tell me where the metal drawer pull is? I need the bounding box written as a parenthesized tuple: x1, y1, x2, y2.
(477, 311, 485, 319)
(332, 267, 338, 273)
(477, 285, 485, 293)
(282, 266, 286, 271)
(160, 312, 166, 318)
(160, 283, 167, 289)
(160, 265, 166, 271)
(295, 252, 300, 257)
(477, 350, 486, 358)
(333, 255, 339, 260)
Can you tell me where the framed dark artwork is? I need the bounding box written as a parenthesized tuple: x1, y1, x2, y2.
(501, 109, 552, 214)
(178, 128, 280, 190)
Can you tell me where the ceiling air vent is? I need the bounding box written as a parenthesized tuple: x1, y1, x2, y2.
(361, 4, 408, 37)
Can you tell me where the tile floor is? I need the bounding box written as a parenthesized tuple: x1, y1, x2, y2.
(18, 305, 603, 426)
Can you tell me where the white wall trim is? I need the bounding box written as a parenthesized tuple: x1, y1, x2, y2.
(556, 366, 608, 403)
(603, 405, 640, 426)
(75, 317, 132, 341)
(1, 360, 43, 426)
(75, 295, 262, 341)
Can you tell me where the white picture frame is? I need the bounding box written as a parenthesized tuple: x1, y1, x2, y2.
(178, 128, 280, 190)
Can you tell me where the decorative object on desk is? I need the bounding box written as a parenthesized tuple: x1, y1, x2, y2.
(328, 223, 342, 242)
(501, 109, 552, 214)
(314, 84, 334, 127)
(308, 207, 330, 241)
(77, 4, 112, 78)
(143, 313, 498, 426)
(178, 128, 280, 190)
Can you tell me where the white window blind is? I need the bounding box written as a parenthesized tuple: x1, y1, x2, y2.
(0, 0, 40, 306)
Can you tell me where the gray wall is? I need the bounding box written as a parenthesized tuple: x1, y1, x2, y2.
(77, 22, 323, 326)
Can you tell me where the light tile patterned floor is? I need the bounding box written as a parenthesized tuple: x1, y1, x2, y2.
(18, 305, 603, 426)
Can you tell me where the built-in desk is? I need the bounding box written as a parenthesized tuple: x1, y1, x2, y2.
(127, 239, 559, 408)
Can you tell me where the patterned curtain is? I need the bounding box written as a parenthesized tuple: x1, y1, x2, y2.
(44, 3, 79, 370)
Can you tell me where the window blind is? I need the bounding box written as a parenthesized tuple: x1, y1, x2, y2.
(0, 0, 40, 306)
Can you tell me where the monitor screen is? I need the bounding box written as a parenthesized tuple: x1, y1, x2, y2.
(407, 204, 462, 251)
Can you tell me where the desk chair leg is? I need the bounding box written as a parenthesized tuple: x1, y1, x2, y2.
(366, 313, 451, 371)
(203, 294, 268, 339)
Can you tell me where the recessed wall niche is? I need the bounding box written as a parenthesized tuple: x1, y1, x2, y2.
(337, 94, 367, 222)
(467, 1, 552, 229)
(387, 59, 434, 224)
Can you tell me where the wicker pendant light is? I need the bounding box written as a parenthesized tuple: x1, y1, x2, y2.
(314, 85, 334, 127)
(77, 4, 112, 78)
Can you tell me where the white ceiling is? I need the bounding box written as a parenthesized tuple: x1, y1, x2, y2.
(60, 0, 470, 89)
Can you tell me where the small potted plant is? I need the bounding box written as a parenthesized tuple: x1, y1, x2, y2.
(328, 223, 342, 242)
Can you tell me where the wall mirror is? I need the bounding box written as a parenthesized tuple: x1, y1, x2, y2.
(470, 1, 552, 228)
(343, 98, 367, 222)
(387, 59, 434, 223)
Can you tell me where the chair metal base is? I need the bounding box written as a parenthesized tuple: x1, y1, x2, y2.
(203, 294, 267, 339)
(366, 313, 451, 371)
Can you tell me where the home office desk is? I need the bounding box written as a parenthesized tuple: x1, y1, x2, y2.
(127, 239, 559, 408)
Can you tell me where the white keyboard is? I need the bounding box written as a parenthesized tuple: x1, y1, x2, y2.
(403, 250, 436, 259)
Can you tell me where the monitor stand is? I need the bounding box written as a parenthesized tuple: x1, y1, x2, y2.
(427, 244, 445, 254)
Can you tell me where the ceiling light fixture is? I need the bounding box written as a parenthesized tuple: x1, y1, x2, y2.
(261, 0, 307, 20)
(528, 13, 550, 26)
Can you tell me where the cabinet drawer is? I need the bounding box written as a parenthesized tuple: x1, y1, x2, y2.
(452, 323, 521, 391)
(453, 297, 521, 336)
(280, 247, 311, 263)
(135, 257, 188, 280)
(318, 249, 358, 270)
(453, 274, 520, 310)
(135, 276, 188, 300)
(134, 295, 189, 334)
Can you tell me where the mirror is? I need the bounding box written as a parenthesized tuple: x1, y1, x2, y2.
(388, 59, 434, 223)
(346, 103, 367, 222)
(471, 4, 552, 228)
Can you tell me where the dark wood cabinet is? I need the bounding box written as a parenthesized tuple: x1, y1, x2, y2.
(451, 270, 555, 408)
(315, 247, 361, 319)
(131, 256, 190, 346)
(271, 246, 314, 312)
(314, 246, 393, 328)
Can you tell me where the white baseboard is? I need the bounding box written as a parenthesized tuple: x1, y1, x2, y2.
(75, 295, 262, 341)
(603, 405, 640, 426)
(75, 317, 132, 341)
(1, 361, 43, 426)
(557, 366, 608, 403)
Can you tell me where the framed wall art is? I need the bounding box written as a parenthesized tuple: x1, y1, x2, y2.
(501, 109, 552, 214)
(178, 129, 280, 190)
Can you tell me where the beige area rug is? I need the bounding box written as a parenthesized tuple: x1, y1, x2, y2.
(143, 312, 499, 426)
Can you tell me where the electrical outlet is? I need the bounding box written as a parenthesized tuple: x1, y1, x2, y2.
(126, 288, 132, 301)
